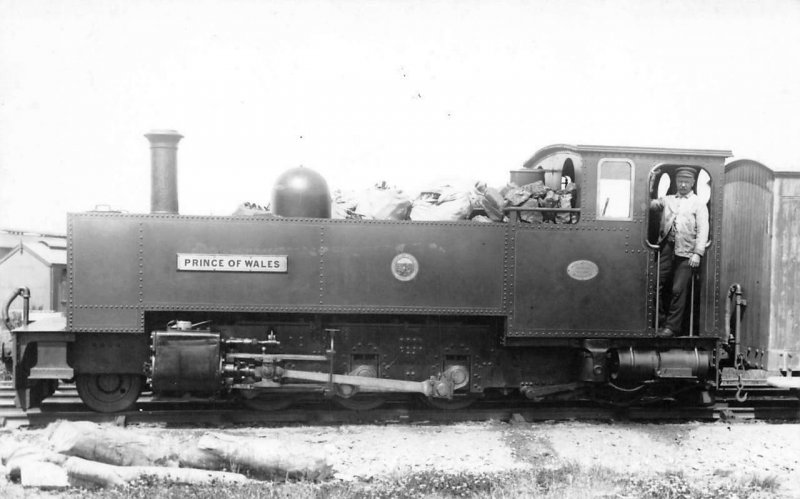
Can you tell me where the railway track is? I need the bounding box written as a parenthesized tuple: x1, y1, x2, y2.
(3, 381, 799, 428)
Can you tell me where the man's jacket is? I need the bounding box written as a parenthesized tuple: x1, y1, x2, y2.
(651, 192, 709, 258)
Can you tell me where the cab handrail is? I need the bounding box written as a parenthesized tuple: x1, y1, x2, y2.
(2, 287, 30, 331)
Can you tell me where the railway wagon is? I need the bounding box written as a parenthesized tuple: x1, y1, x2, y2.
(3, 131, 787, 413)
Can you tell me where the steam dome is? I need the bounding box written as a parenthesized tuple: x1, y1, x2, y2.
(271, 166, 331, 218)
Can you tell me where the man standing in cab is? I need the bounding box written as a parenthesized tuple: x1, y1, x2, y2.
(650, 167, 709, 338)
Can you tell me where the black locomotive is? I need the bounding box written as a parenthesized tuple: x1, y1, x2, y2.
(3, 131, 787, 412)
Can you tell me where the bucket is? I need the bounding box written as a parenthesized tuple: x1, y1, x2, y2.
(509, 168, 545, 186)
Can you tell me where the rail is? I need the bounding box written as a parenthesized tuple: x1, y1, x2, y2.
(2, 380, 797, 428)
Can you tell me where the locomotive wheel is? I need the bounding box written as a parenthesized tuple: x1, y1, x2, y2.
(334, 394, 386, 411)
(76, 373, 143, 413)
(333, 364, 385, 410)
(242, 396, 293, 411)
(424, 395, 476, 410)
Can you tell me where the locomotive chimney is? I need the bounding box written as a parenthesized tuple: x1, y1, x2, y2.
(145, 129, 183, 214)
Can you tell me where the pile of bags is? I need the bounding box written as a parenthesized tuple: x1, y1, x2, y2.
(331, 180, 578, 224)
(231, 202, 273, 217)
(408, 185, 475, 222)
(502, 181, 579, 224)
(332, 183, 413, 220)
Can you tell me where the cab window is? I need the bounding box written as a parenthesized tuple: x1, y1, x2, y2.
(597, 159, 634, 220)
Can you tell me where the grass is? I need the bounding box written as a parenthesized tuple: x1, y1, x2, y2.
(621, 471, 781, 499)
(2, 465, 772, 499)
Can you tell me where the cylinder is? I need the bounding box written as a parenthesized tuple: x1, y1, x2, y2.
(610, 348, 711, 382)
(151, 331, 221, 393)
(145, 130, 183, 214)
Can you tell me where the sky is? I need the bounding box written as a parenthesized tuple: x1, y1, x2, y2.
(1, 0, 799, 234)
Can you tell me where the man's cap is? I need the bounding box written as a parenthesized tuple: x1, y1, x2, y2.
(675, 167, 697, 179)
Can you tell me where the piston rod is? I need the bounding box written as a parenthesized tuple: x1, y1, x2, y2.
(282, 369, 453, 398)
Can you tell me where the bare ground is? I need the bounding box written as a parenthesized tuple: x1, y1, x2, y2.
(1, 419, 798, 497)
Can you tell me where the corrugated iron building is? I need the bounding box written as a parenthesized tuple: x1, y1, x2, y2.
(0, 231, 67, 312)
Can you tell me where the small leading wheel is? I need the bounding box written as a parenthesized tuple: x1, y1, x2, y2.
(76, 373, 143, 413)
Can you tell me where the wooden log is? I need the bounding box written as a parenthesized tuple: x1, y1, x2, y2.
(62, 457, 127, 488)
(46, 420, 224, 470)
(47, 421, 331, 481)
(19, 461, 69, 489)
(63, 456, 249, 488)
(0, 440, 22, 463)
(176, 444, 226, 470)
(197, 433, 332, 480)
(48, 421, 179, 467)
(124, 465, 250, 485)
(4, 444, 67, 481)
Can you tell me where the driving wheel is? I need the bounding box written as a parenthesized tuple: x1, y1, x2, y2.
(424, 395, 476, 410)
(333, 364, 385, 410)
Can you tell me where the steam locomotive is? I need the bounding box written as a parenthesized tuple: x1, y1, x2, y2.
(4, 131, 795, 413)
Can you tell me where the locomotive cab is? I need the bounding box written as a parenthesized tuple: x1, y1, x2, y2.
(508, 145, 727, 401)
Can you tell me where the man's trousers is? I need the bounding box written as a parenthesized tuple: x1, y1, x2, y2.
(658, 240, 693, 333)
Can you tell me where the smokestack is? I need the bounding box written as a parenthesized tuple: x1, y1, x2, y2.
(145, 129, 183, 214)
